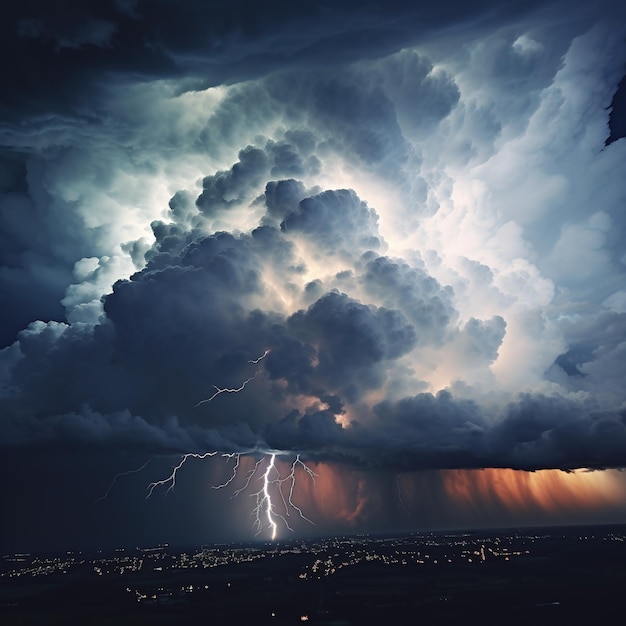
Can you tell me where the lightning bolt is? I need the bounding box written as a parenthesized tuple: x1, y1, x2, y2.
(255, 453, 280, 540)
(96, 459, 151, 504)
(236, 453, 317, 538)
(193, 374, 257, 408)
(146, 451, 317, 540)
(277, 455, 317, 526)
(210, 453, 241, 489)
(193, 349, 270, 408)
(248, 348, 271, 364)
(146, 452, 219, 499)
(107, 348, 317, 540)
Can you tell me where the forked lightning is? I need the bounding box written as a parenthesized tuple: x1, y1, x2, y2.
(102, 349, 317, 540)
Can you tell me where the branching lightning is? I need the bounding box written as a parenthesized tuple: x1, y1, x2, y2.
(211, 453, 241, 489)
(277, 456, 317, 526)
(193, 349, 270, 408)
(96, 459, 151, 504)
(138, 348, 317, 540)
(146, 452, 218, 499)
(193, 374, 257, 408)
(243, 453, 318, 539)
(256, 453, 280, 540)
(145, 451, 318, 540)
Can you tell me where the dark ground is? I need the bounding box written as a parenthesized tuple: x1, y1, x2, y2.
(2, 524, 625, 625)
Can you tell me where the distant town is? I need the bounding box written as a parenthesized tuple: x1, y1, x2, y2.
(3, 525, 626, 625)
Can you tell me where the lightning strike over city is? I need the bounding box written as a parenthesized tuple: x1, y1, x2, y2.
(144, 449, 317, 540)
(120, 348, 315, 540)
(256, 453, 280, 540)
(2, 0, 626, 580)
(123, 351, 318, 539)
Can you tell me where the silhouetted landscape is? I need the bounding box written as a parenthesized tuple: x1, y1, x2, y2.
(3, 524, 625, 625)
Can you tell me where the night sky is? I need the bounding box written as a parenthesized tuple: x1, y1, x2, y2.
(2, 0, 626, 553)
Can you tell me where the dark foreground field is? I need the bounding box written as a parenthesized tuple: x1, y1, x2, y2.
(2, 525, 625, 625)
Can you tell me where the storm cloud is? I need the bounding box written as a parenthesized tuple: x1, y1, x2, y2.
(1, 0, 626, 548)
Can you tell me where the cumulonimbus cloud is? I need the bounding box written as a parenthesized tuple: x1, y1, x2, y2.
(1, 0, 625, 476)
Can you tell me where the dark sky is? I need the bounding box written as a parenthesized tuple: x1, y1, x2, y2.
(2, 0, 626, 552)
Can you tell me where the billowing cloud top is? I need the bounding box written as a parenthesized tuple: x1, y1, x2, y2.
(1, 0, 626, 473)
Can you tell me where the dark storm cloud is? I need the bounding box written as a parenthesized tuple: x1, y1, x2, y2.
(3, 170, 626, 473)
(268, 70, 408, 175)
(0, 180, 399, 424)
(0, 149, 94, 346)
(0, 177, 417, 429)
(2, 0, 618, 350)
(360, 255, 455, 345)
(1, 0, 626, 494)
(487, 394, 626, 470)
(196, 141, 320, 216)
(281, 189, 383, 256)
(263, 391, 626, 472)
(196, 146, 270, 215)
(285, 291, 417, 401)
(5, 319, 626, 472)
(0, 0, 556, 121)
(264, 179, 309, 220)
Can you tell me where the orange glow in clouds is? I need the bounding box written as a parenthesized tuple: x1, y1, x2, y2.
(295, 464, 626, 532)
(441, 468, 626, 518)
(208, 456, 626, 536)
(283, 461, 379, 526)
